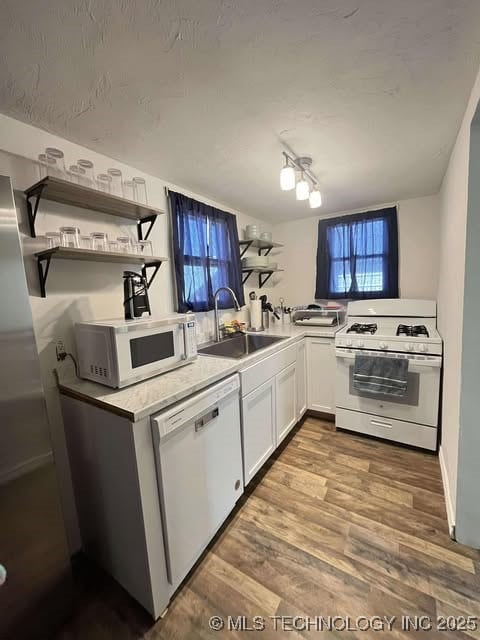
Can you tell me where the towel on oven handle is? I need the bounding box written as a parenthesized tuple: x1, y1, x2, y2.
(353, 355, 409, 397)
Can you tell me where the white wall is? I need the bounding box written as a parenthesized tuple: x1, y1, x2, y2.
(455, 109, 480, 546)
(437, 64, 480, 534)
(271, 195, 440, 307)
(0, 113, 272, 550)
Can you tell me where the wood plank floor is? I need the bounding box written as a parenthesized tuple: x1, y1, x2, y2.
(57, 418, 480, 639)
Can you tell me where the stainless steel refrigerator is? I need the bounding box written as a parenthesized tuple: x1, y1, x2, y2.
(0, 175, 72, 638)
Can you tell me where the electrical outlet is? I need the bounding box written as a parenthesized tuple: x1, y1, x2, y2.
(55, 339, 66, 361)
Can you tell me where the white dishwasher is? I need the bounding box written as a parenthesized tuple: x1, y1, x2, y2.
(151, 374, 243, 592)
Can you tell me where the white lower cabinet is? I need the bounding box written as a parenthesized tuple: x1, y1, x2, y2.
(241, 378, 276, 484)
(296, 339, 307, 419)
(241, 344, 299, 484)
(276, 362, 297, 445)
(306, 337, 336, 413)
(241, 335, 336, 484)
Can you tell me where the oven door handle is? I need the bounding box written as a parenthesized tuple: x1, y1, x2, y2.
(335, 350, 442, 368)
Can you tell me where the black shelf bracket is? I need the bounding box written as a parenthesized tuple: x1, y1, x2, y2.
(239, 240, 274, 258)
(239, 240, 253, 258)
(258, 271, 274, 288)
(37, 254, 52, 298)
(242, 270, 277, 288)
(241, 269, 253, 285)
(137, 215, 157, 241)
(142, 261, 163, 289)
(26, 184, 46, 238)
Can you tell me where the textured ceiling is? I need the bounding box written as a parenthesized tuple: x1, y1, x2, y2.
(2, 0, 480, 221)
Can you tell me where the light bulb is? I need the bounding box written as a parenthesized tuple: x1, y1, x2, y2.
(280, 165, 295, 191)
(296, 173, 309, 201)
(309, 188, 322, 208)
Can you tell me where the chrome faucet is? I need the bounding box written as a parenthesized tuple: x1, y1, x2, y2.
(213, 287, 241, 342)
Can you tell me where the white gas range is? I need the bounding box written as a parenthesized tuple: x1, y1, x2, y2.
(335, 299, 442, 451)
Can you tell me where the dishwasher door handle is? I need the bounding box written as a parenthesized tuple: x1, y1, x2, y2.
(195, 407, 219, 431)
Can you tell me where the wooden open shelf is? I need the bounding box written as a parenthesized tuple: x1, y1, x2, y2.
(24, 176, 165, 239)
(34, 246, 168, 297)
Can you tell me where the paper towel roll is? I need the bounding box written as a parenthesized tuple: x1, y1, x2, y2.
(249, 299, 263, 331)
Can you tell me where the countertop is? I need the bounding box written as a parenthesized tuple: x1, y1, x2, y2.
(58, 321, 344, 422)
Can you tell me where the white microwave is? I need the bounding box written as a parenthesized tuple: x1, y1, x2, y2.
(75, 314, 197, 388)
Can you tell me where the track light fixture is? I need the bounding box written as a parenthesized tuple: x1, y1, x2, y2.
(309, 187, 322, 209)
(280, 156, 296, 191)
(279, 152, 322, 208)
(296, 172, 309, 201)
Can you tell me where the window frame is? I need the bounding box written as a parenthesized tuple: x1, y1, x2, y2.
(315, 207, 399, 300)
(169, 190, 245, 313)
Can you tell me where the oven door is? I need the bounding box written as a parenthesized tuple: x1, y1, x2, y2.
(115, 323, 187, 386)
(335, 348, 441, 427)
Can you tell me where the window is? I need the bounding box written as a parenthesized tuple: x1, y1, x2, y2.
(315, 207, 398, 300)
(169, 191, 245, 312)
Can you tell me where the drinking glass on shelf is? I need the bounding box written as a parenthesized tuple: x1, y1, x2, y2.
(37, 154, 48, 180)
(43, 155, 60, 177)
(96, 174, 112, 193)
(67, 164, 82, 183)
(108, 240, 118, 252)
(137, 240, 153, 256)
(133, 177, 147, 204)
(66, 166, 76, 183)
(80, 235, 93, 249)
(107, 168, 123, 197)
(45, 148, 65, 178)
(90, 232, 108, 251)
(59, 226, 81, 248)
(123, 180, 136, 201)
(77, 159, 95, 187)
(117, 236, 132, 253)
(45, 231, 61, 248)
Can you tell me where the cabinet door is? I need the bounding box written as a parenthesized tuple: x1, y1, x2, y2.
(307, 338, 336, 414)
(275, 362, 297, 445)
(241, 378, 276, 485)
(296, 340, 307, 419)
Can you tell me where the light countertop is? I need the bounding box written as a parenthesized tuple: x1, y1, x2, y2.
(58, 321, 344, 422)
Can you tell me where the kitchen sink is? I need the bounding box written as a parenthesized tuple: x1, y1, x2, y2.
(198, 333, 286, 359)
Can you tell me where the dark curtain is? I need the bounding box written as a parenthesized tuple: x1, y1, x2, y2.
(169, 190, 245, 312)
(315, 207, 398, 300)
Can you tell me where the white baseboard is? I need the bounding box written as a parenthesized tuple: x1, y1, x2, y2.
(439, 445, 456, 539)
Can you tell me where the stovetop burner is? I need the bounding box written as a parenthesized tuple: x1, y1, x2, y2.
(347, 323, 377, 335)
(396, 324, 429, 338)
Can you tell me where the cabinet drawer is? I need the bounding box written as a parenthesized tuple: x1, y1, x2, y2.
(240, 343, 296, 397)
(335, 408, 437, 450)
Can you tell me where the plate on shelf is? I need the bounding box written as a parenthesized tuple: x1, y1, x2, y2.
(242, 256, 270, 269)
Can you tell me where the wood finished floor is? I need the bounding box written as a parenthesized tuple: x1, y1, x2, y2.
(57, 418, 480, 639)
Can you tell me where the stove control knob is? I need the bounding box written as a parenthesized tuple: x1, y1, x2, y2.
(406, 343, 414, 351)
(419, 344, 428, 353)
(379, 342, 388, 349)
(357, 340, 364, 348)
(346, 339, 353, 347)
